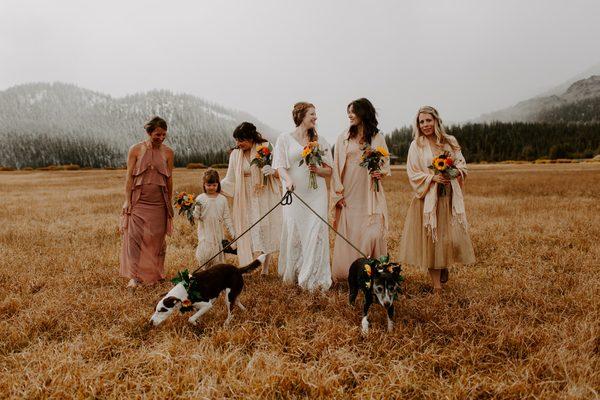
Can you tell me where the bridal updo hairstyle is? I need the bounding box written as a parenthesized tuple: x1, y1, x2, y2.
(292, 102, 317, 142)
(144, 116, 168, 134)
(347, 98, 379, 145)
(232, 122, 267, 144)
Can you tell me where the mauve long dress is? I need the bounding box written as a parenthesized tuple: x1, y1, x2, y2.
(120, 145, 172, 283)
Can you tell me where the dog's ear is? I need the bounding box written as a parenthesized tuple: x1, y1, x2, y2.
(390, 263, 402, 273)
(162, 296, 181, 308)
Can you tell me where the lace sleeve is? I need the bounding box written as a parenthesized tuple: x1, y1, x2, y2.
(272, 134, 289, 170)
(220, 196, 236, 238)
(193, 196, 203, 221)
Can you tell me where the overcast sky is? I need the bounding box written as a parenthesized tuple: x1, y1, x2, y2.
(1, 0, 599, 141)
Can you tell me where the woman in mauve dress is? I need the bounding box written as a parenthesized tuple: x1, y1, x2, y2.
(330, 98, 390, 282)
(398, 106, 475, 295)
(120, 116, 174, 287)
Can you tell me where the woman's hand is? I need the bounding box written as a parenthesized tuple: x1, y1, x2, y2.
(432, 174, 450, 185)
(122, 201, 131, 215)
(335, 198, 346, 208)
(285, 179, 295, 192)
(261, 165, 275, 176)
(308, 164, 331, 177)
(370, 171, 383, 180)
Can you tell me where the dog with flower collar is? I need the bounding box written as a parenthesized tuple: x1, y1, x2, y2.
(348, 256, 404, 334)
(150, 254, 266, 327)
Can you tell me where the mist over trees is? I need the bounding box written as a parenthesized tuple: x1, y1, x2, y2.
(0, 82, 277, 168)
(386, 122, 600, 163)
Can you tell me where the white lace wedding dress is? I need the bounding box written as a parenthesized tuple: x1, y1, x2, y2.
(272, 132, 333, 291)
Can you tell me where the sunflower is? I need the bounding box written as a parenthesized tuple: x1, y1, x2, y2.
(434, 158, 447, 171)
(182, 299, 192, 307)
(302, 146, 311, 158)
(376, 146, 389, 157)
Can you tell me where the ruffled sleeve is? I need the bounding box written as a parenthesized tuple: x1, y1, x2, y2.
(272, 134, 289, 170)
(406, 140, 433, 199)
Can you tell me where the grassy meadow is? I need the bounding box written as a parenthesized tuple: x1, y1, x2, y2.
(0, 164, 598, 399)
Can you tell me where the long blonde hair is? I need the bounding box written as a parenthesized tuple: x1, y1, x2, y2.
(413, 106, 460, 151)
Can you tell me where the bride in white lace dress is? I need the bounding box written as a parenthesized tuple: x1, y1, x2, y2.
(272, 102, 333, 291)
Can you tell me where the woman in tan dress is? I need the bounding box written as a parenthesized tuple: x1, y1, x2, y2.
(398, 106, 475, 294)
(221, 122, 281, 273)
(331, 98, 390, 282)
(120, 116, 174, 287)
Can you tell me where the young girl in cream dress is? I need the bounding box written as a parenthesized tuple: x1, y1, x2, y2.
(193, 169, 236, 268)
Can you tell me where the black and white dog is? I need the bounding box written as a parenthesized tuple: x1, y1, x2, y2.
(348, 257, 403, 334)
(150, 254, 266, 327)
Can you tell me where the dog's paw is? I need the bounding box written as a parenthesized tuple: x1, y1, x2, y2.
(361, 317, 369, 335)
(188, 317, 198, 326)
(257, 254, 267, 264)
(387, 319, 394, 332)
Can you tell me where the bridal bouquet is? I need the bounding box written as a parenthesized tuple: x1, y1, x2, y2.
(299, 141, 324, 190)
(428, 152, 459, 196)
(174, 192, 196, 225)
(250, 143, 273, 185)
(359, 146, 390, 192)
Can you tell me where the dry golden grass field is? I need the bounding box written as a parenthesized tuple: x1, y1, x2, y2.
(1, 164, 599, 399)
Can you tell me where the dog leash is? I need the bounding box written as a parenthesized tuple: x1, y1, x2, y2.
(192, 191, 293, 273)
(289, 191, 367, 259)
(192, 189, 367, 274)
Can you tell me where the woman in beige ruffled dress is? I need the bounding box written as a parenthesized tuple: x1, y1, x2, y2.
(330, 98, 390, 282)
(398, 106, 475, 294)
(221, 122, 282, 273)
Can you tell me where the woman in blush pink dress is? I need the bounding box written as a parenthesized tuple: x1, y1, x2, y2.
(330, 98, 390, 282)
(120, 116, 174, 287)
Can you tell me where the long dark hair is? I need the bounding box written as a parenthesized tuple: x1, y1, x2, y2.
(232, 122, 267, 144)
(292, 102, 317, 142)
(347, 98, 379, 144)
(202, 168, 221, 193)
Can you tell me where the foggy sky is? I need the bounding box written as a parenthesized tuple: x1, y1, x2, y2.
(1, 0, 599, 141)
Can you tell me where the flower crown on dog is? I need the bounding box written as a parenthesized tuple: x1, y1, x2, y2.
(359, 255, 404, 290)
(171, 269, 202, 312)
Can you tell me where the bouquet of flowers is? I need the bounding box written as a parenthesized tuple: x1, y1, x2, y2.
(174, 192, 196, 225)
(359, 146, 390, 192)
(428, 152, 459, 196)
(299, 141, 324, 190)
(250, 143, 273, 185)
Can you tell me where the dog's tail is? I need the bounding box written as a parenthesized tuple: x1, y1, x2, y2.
(238, 254, 267, 274)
